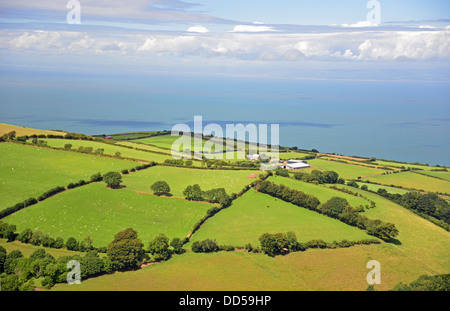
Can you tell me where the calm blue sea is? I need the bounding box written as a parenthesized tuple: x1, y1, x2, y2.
(1, 71, 449, 166)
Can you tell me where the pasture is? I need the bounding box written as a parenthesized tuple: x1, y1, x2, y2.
(122, 166, 258, 197)
(361, 171, 450, 194)
(335, 184, 450, 274)
(0, 143, 136, 211)
(32, 138, 177, 164)
(417, 171, 450, 182)
(52, 244, 431, 291)
(267, 175, 371, 207)
(188, 190, 373, 247)
(3, 183, 211, 247)
(0, 123, 64, 137)
(0, 238, 83, 258)
(305, 159, 388, 180)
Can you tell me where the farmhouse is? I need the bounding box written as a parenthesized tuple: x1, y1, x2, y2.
(247, 154, 261, 161)
(279, 159, 311, 170)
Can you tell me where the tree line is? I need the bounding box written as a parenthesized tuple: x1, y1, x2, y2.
(368, 187, 450, 230)
(258, 231, 380, 257)
(255, 180, 399, 241)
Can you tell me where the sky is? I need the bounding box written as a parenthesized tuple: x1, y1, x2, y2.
(0, 0, 448, 81)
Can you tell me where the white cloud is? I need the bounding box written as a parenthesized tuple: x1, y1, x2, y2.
(341, 21, 379, 28)
(418, 25, 438, 29)
(230, 25, 277, 33)
(187, 25, 210, 33)
(2, 28, 449, 62)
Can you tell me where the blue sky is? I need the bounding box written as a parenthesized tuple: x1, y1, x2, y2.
(0, 1, 449, 82)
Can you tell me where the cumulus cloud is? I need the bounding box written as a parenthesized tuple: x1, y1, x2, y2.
(230, 25, 277, 33)
(340, 21, 379, 28)
(2, 27, 449, 62)
(187, 25, 210, 33)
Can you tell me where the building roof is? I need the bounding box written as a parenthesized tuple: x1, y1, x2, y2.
(284, 162, 310, 169)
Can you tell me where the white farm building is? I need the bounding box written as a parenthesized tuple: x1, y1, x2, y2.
(279, 159, 311, 170)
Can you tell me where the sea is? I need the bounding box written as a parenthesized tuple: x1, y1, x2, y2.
(1, 70, 449, 166)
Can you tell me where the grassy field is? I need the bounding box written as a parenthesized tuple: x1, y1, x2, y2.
(373, 160, 446, 171)
(122, 166, 258, 197)
(361, 171, 450, 194)
(0, 143, 137, 211)
(416, 171, 450, 181)
(0, 123, 64, 137)
(3, 182, 211, 247)
(267, 176, 371, 207)
(335, 184, 450, 274)
(188, 191, 373, 246)
(52, 181, 450, 291)
(52, 243, 430, 291)
(0, 238, 83, 258)
(355, 182, 410, 195)
(116, 141, 172, 154)
(33, 138, 179, 164)
(305, 159, 388, 180)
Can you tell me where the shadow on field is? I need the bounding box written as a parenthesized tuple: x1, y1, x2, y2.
(387, 238, 402, 245)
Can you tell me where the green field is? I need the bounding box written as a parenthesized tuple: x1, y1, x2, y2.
(0, 239, 83, 258)
(417, 171, 450, 181)
(52, 244, 435, 291)
(306, 159, 388, 180)
(122, 166, 258, 197)
(0, 143, 136, 211)
(373, 160, 446, 171)
(188, 191, 373, 246)
(116, 141, 172, 155)
(33, 138, 178, 164)
(51, 183, 450, 291)
(355, 182, 409, 195)
(3, 182, 211, 247)
(362, 171, 450, 194)
(335, 184, 450, 274)
(267, 176, 371, 207)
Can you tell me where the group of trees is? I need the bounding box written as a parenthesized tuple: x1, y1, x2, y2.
(183, 184, 231, 207)
(390, 274, 450, 291)
(0, 227, 169, 291)
(256, 180, 399, 241)
(292, 170, 342, 184)
(372, 189, 450, 228)
(256, 180, 321, 211)
(259, 232, 303, 257)
(0, 246, 113, 291)
(1, 220, 96, 252)
(258, 231, 380, 257)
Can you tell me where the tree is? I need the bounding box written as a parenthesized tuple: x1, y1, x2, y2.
(0, 274, 20, 291)
(65, 237, 79, 251)
(347, 180, 359, 188)
(322, 171, 339, 184)
(148, 234, 171, 261)
(64, 143, 72, 150)
(258, 233, 288, 257)
(90, 172, 102, 182)
(103, 171, 122, 189)
(80, 251, 104, 278)
(4, 250, 23, 274)
(170, 237, 184, 254)
(151, 181, 171, 196)
(17, 228, 33, 244)
(320, 197, 349, 218)
(106, 228, 144, 271)
(0, 246, 6, 273)
(183, 184, 204, 201)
